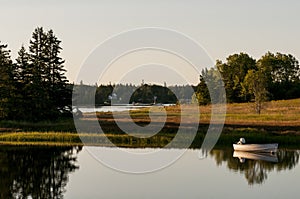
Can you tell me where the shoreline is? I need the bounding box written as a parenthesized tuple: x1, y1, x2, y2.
(0, 98, 299, 147)
(1, 129, 300, 148)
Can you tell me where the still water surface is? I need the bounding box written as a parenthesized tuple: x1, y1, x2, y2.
(78, 104, 174, 113)
(0, 145, 299, 199)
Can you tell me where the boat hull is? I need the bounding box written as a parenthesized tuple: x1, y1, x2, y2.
(233, 143, 278, 152)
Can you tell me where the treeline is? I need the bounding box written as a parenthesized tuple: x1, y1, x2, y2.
(0, 27, 71, 121)
(2, 27, 300, 121)
(73, 83, 195, 106)
(194, 52, 300, 113)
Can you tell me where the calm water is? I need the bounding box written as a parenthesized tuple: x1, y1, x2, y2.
(78, 105, 143, 113)
(0, 145, 299, 199)
(78, 104, 174, 113)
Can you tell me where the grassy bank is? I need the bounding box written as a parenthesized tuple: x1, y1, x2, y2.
(0, 132, 173, 147)
(0, 119, 77, 133)
(1, 130, 300, 148)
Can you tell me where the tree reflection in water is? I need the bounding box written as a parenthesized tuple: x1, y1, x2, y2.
(0, 145, 82, 199)
(210, 149, 300, 185)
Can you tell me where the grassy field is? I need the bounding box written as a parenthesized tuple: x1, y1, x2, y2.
(199, 98, 300, 126)
(0, 98, 300, 147)
(117, 98, 300, 127)
(94, 98, 300, 134)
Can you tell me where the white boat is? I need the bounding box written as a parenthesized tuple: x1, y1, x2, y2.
(233, 151, 278, 163)
(233, 143, 278, 152)
(233, 138, 278, 152)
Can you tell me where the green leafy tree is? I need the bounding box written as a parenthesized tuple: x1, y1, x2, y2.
(257, 52, 300, 100)
(95, 84, 113, 104)
(217, 53, 256, 103)
(194, 70, 210, 105)
(242, 69, 268, 114)
(194, 67, 225, 105)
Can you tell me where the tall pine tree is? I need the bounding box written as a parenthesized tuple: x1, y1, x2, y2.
(45, 29, 71, 118)
(0, 42, 14, 119)
(1, 28, 71, 121)
(15, 45, 32, 120)
(28, 27, 48, 120)
(26, 27, 71, 120)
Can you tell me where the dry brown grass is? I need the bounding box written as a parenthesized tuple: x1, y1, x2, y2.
(94, 98, 300, 127)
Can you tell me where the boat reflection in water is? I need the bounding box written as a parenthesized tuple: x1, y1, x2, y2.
(233, 151, 278, 163)
(210, 149, 299, 185)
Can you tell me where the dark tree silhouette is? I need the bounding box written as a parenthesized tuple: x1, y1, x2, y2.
(0, 145, 81, 198)
(0, 27, 72, 121)
(0, 42, 14, 119)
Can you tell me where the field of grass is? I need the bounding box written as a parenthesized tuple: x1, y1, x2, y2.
(92, 99, 300, 127)
(199, 98, 300, 126)
(94, 98, 300, 134)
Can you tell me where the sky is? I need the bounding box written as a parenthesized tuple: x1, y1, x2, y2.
(1, 0, 300, 85)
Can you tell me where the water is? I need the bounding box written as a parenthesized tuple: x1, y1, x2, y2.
(78, 104, 175, 113)
(0, 145, 299, 199)
(78, 105, 143, 113)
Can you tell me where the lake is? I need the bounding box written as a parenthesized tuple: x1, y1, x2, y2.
(0, 145, 299, 199)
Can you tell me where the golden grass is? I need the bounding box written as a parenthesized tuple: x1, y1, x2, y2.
(94, 98, 300, 127)
(0, 132, 105, 146)
(0, 132, 174, 147)
(221, 99, 300, 126)
(0, 141, 82, 146)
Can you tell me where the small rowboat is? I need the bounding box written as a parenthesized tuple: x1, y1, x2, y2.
(233, 143, 278, 152)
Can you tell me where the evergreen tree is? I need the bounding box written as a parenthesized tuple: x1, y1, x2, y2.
(44, 29, 71, 118)
(15, 46, 33, 120)
(28, 27, 48, 120)
(0, 42, 14, 119)
(1, 28, 71, 121)
(13, 27, 72, 121)
(27, 27, 71, 120)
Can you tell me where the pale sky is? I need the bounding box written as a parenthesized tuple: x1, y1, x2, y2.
(1, 0, 300, 85)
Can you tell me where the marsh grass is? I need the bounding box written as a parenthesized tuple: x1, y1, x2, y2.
(1, 130, 299, 148)
(0, 131, 175, 147)
(0, 132, 81, 143)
